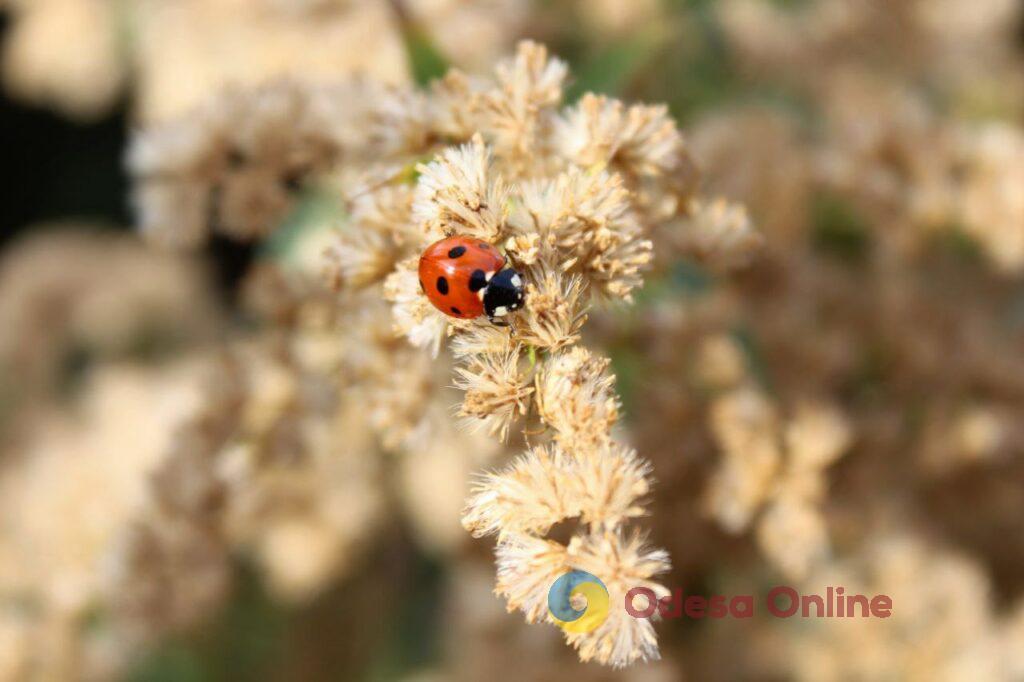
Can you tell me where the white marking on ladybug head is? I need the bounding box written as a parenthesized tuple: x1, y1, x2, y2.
(510, 274, 522, 287)
(493, 306, 508, 317)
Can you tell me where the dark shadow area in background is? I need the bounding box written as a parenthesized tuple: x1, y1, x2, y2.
(0, 13, 256, 295)
(0, 13, 130, 249)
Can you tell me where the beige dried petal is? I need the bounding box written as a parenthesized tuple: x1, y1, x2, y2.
(574, 443, 652, 529)
(462, 444, 578, 538)
(349, 183, 418, 246)
(564, 530, 671, 667)
(454, 349, 533, 441)
(449, 324, 517, 359)
(678, 197, 763, 270)
(705, 388, 782, 531)
(504, 231, 541, 265)
(323, 227, 398, 291)
(478, 41, 568, 172)
(510, 168, 652, 298)
(428, 69, 487, 140)
(785, 402, 852, 471)
(383, 257, 448, 357)
(757, 498, 830, 581)
(412, 134, 509, 242)
(495, 534, 570, 623)
(535, 347, 620, 453)
(556, 93, 698, 200)
(695, 333, 748, 389)
(515, 265, 588, 351)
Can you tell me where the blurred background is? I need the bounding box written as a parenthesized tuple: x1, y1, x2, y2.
(2, 1, 1024, 680)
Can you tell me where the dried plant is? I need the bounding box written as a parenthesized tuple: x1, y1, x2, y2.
(128, 38, 760, 666)
(0, 0, 529, 121)
(706, 387, 851, 580)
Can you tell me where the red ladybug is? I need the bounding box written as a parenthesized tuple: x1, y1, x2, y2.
(418, 236, 526, 324)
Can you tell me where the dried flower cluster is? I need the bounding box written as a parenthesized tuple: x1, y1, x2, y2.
(706, 387, 850, 580)
(0, 229, 218, 433)
(0, 0, 533, 121)
(789, 536, 1024, 681)
(355, 44, 713, 666)
(714, 0, 1024, 276)
(129, 38, 758, 666)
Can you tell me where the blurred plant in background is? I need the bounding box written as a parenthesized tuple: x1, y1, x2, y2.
(0, 0, 530, 122)
(1, 1, 1024, 681)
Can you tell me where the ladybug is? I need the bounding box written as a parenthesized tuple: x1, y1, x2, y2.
(418, 236, 526, 324)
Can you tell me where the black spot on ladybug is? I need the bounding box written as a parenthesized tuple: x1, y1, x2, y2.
(469, 269, 487, 292)
(478, 242, 490, 250)
(448, 245, 467, 258)
(436, 276, 449, 295)
(450, 306, 462, 315)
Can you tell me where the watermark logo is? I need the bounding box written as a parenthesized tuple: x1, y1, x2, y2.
(547, 570, 610, 633)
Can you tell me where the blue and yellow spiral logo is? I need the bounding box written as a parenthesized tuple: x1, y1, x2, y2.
(547, 570, 610, 633)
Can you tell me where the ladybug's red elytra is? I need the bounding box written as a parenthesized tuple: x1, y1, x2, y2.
(418, 236, 526, 324)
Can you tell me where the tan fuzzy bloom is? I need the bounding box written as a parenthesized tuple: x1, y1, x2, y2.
(555, 94, 699, 212)
(363, 347, 434, 449)
(323, 226, 398, 291)
(677, 197, 763, 270)
(479, 41, 568, 171)
(412, 134, 509, 242)
(757, 498, 830, 581)
(383, 256, 448, 357)
(535, 347, 620, 453)
(504, 230, 541, 265)
(515, 265, 588, 350)
(921, 404, 1012, 472)
(495, 534, 571, 623)
(427, 69, 487, 141)
(449, 324, 517, 359)
(785, 402, 852, 472)
(955, 123, 1024, 273)
(462, 441, 651, 540)
(350, 182, 417, 243)
(462, 444, 577, 539)
(506, 175, 568, 240)
(574, 443, 653, 529)
(560, 169, 652, 299)
(695, 333, 748, 390)
(454, 349, 534, 441)
(564, 530, 671, 667)
(492, 40, 567, 114)
(509, 168, 652, 299)
(1, 0, 124, 120)
(589, 234, 654, 301)
(705, 388, 782, 532)
(707, 389, 850, 579)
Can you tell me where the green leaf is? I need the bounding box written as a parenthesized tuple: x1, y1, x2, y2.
(404, 28, 450, 86)
(567, 33, 665, 101)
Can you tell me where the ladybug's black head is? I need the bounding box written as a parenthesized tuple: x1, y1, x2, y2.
(483, 268, 526, 322)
